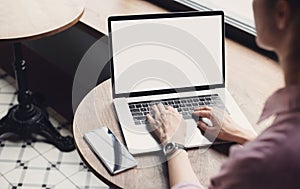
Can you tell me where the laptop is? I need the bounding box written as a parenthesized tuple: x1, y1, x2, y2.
(108, 11, 256, 154)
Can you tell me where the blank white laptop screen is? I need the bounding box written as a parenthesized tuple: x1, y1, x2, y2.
(110, 14, 223, 96)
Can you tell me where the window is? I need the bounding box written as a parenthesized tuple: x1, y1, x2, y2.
(176, 0, 255, 35)
(150, 0, 277, 59)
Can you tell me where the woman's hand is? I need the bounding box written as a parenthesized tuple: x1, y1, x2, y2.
(146, 103, 186, 145)
(192, 106, 257, 145)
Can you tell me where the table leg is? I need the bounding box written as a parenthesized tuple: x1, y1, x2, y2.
(0, 43, 75, 152)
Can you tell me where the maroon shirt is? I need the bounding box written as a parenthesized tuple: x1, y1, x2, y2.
(172, 85, 300, 189)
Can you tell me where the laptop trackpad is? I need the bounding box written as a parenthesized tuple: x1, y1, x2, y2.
(184, 119, 211, 148)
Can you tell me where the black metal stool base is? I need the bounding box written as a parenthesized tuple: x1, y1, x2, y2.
(0, 104, 75, 152)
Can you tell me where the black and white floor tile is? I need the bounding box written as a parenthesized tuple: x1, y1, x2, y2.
(0, 68, 109, 189)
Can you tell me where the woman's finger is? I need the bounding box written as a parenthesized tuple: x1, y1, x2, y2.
(146, 114, 155, 125)
(167, 106, 179, 114)
(165, 105, 173, 110)
(197, 121, 209, 132)
(157, 103, 166, 114)
(151, 104, 161, 119)
(194, 106, 213, 111)
(147, 114, 162, 132)
(192, 110, 212, 119)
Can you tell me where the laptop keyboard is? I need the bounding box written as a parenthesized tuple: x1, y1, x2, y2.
(128, 94, 227, 126)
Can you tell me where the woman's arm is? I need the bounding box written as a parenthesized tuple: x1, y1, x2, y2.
(146, 103, 203, 188)
(146, 103, 257, 188)
(168, 149, 202, 188)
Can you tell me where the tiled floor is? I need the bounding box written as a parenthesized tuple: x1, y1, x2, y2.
(0, 68, 109, 189)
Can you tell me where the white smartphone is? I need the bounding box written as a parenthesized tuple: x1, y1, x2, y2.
(83, 127, 137, 174)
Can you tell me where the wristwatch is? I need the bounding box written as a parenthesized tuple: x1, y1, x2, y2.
(163, 142, 185, 157)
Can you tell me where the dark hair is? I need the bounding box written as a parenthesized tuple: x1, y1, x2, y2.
(287, 0, 300, 10)
(268, 0, 300, 19)
(287, 0, 300, 7)
(268, 0, 300, 10)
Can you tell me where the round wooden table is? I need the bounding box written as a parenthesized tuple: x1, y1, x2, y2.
(73, 40, 283, 188)
(0, 0, 85, 152)
(0, 0, 85, 41)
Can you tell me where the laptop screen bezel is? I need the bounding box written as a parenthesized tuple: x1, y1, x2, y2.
(108, 11, 225, 98)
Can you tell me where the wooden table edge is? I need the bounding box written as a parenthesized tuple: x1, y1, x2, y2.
(0, 9, 85, 42)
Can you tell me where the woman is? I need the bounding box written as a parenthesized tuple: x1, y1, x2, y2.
(147, 0, 300, 188)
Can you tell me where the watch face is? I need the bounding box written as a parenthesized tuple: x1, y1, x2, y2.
(164, 142, 176, 155)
